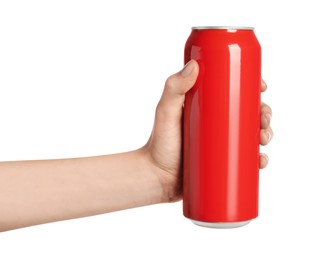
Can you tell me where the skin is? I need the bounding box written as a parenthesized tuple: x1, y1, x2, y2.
(0, 60, 272, 231)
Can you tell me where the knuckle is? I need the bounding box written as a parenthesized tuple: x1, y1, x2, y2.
(155, 102, 163, 116)
(165, 76, 175, 89)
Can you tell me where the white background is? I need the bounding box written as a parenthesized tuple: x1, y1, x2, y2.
(0, 0, 318, 259)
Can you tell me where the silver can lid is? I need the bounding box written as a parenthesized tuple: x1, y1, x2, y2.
(191, 219, 251, 228)
(192, 26, 254, 30)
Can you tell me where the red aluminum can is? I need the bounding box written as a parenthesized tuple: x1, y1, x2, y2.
(183, 26, 261, 228)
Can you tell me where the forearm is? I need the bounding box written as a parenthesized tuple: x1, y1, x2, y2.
(0, 149, 163, 231)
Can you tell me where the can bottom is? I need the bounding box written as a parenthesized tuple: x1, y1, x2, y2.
(191, 219, 251, 229)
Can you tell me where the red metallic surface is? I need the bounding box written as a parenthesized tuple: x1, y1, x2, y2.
(183, 28, 261, 223)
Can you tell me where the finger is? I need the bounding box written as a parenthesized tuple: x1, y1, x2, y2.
(259, 153, 269, 169)
(156, 60, 199, 120)
(260, 126, 273, 145)
(261, 79, 267, 92)
(260, 102, 272, 129)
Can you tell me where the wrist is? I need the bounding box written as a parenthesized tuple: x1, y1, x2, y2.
(138, 146, 181, 204)
(129, 148, 163, 205)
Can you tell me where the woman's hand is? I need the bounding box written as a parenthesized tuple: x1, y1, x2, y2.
(143, 60, 272, 203)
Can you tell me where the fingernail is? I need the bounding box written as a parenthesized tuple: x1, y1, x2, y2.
(181, 60, 194, 77)
(261, 154, 269, 165)
(265, 113, 272, 124)
(265, 130, 272, 142)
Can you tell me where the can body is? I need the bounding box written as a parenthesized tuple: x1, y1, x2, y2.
(183, 27, 261, 228)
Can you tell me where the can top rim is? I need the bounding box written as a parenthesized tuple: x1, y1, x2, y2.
(192, 26, 254, 30)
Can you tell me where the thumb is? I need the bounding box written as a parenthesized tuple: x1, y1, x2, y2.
(156, 60, 199, 120)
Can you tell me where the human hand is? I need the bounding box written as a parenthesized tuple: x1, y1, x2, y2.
(143, 60, 272, 203)
(260, 81, 273, 168)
